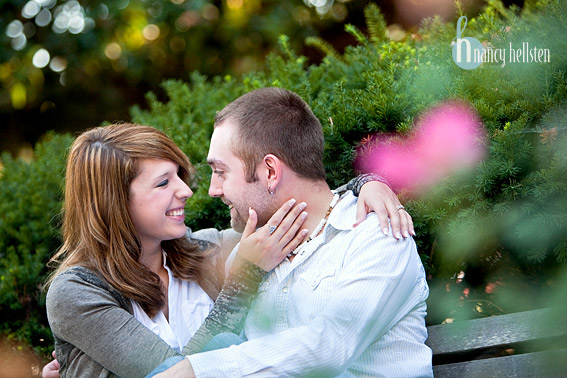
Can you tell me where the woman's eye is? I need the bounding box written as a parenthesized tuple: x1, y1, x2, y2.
(214, 170, 224, 177)
(157, 179, 169, 187)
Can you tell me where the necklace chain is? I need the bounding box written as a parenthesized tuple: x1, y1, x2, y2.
(287, 192, 340, 258)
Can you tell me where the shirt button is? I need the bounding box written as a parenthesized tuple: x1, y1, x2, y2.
(282, 287, 289, 294)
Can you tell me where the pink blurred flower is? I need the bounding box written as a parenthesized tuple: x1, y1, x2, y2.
(356, 101, 486, 193)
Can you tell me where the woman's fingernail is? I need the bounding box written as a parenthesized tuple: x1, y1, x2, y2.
(395, 231, 402, 239)
(301, 211, 308, 219)
(249, 207, 253, 215)
(382, 227, 389, 235)
(298, 202, 307, 210)
(288, 198, 296, 206)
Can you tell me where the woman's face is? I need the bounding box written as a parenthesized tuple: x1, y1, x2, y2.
(128, 159, 192, 253)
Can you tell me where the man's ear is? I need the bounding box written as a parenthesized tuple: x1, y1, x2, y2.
(262, 154, 282, 193)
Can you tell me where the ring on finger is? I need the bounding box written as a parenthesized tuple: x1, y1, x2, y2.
(268, 225, 277, 234)
(396, 205, 405, 211)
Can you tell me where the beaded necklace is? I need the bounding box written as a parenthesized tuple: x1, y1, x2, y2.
(287, 192, 340, 258)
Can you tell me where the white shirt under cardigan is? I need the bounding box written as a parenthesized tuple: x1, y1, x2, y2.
(188, 191, 433, 377)
(131, 251, 214, 352)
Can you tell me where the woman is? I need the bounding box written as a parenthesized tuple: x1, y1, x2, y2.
(44, 123, 411, 377)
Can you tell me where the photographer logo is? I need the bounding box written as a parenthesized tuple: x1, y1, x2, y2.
(451, 16, 550, 69)
(452, 16, 485, 70)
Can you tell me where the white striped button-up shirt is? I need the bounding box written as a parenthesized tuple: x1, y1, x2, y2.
(189, 192, 433, 377)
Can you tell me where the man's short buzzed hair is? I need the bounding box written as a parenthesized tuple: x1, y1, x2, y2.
(214, 87, 326, 182)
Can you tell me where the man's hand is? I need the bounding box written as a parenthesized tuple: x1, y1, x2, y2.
(153, 358, 195, 378)
(355, 181, 414, 239)
(42, 351, 60, 378)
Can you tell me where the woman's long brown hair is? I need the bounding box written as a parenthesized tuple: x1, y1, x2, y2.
(48, 123, 220, 317)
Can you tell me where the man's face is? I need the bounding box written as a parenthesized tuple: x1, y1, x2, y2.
(207, 122, 275, 232)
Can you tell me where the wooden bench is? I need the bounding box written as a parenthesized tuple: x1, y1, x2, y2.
(426, 307, 567, 377)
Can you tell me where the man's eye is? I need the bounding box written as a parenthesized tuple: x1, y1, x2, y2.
(214, 170, 224, 177)
(157, 179, 169, 187)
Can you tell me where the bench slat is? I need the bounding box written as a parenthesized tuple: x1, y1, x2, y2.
(433, 349, 567, 378)
(426, 307, 567, 355)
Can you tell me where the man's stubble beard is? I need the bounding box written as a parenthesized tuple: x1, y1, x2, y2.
(229, 188, 279, 233)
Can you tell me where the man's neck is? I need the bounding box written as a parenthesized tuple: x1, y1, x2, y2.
(283, 180, 335, 234)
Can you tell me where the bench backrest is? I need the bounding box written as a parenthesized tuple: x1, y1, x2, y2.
(426, 306, 567, 377)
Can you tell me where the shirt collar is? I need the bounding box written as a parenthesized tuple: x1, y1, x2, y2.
(325, 191, 357, 233)
(161, 250, 173, 275)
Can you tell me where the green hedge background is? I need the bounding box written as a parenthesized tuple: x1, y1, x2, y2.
(1, 0, 566, 363)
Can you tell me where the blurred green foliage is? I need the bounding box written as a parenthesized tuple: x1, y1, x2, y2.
(1, 0, 566, 362)
(124, 0, 567, 324)
(1, 0, 369, 155)
(0, 132, 71, 357)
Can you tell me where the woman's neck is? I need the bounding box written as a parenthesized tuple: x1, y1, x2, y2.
(139, 243, 164, 274)
(140, 243, 170, 319)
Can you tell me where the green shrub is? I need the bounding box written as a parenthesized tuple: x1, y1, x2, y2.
(132, 0, 567, 322)
(0, 133, 72, 357)
(1, 0, 566, 357)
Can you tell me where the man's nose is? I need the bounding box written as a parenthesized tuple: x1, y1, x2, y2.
(208, 176, 222, 198)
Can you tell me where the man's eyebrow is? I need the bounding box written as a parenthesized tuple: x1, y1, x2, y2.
(207, 158, 228, 168)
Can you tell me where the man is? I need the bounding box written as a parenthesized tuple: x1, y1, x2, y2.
(40, 89, 417, 378)
(157, 87, 432, 377)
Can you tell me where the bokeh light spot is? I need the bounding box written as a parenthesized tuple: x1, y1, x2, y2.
(143, 24, 160, 41)
(37, 0, 56, 8)
(11, 35, 27, 50)
(32, 48, 50, 68)
(227, 0, 244, 10)
(35, 9, 53, 27)
(22, 1, 41, 19)
(6, 20, 24, 38)
(59, 71, 67, 86)
(68, 15, 85, 34)
(117, 0, 129, 10)
(176, 11, 200, 31)
(293, 7, 311, 25)
(307, 0, 327, 7)
(202, 4, 219, 21)
(98, 4, 109, 20)
(331, 3, 348, 22)
(305, 0, 333, 15)
(49, 56, 67, 72)
(84, 18, 96, 33)
(11, 82, 27, 109)
(104, 42, 122, 60)
(387, 24, 406, 41)
(52, 1, 91, 34)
